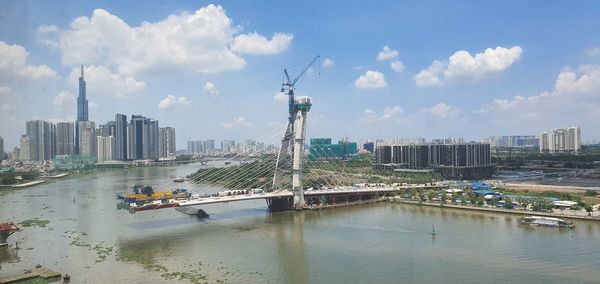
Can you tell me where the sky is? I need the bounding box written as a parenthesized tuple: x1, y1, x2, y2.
(1, 0, 600, 150)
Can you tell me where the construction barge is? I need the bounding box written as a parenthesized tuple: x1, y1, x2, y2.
(117, 185, 190, 212)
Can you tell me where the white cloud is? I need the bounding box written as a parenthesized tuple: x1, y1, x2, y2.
(37, 25, 58, 33)
(428, 102, 460, 118)
(0, 86, 11, 96)
(361, 106, 404, 122)
(377, 45, 399, 61)
(203, 81, 219, 96)
(0, 41, 58, 84)
(586, 47, 600, 57)
(415, 60, 445, 86)
(477, 65, 600, 133)
(158, 95, 190, 109)
(218, 116, 254, 128)
(415, 46, 522, 86)
(68, 65, 145, 97)
(273, 92, 287, 102)
(89, 102, 99, 109)
(230, 32, 293, 55)
(53, 91, 75, 107)
(49, 5, 292, 76)
(322, 58, 335, 67)
(355, 70, 387, 89)
(390, 60, 405, 73)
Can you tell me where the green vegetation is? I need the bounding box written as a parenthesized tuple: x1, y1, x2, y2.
(117, 251, 217, 284)
(175, 155, 193, 161)
(504, 197, 514, 209)
(189, 158, 275, 189)
(66, 231, 113, 263)
(20, 218, 50, 228)
(0, 171, 38, 185)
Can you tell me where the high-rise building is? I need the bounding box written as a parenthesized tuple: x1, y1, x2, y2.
(374, 142, 494, 179)
(205, 139, 215, 153)
(128, 115, 159, 160)
(56, 122, 74, 155)
(483, 135, 539, 149)
(75, 65, 88, 154)
(158, 127, 176, 159)
(115, 114, 127, 160)
(540, 132, 549, 152)
(540, 127, 581, 154)
(26, 120, 55, 161)
(19, 135, 32, 161)
(98, 122, 116, 137)
(97, 136, 115, 163)
(0, 136, 4, 161)
(220, 140, 236, 153)
(78, 121, 96, 157)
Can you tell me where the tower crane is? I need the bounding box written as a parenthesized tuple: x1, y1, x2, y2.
(281, 55, 320, 126)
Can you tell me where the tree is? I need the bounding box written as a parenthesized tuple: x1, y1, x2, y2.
(440, 191, 447, 206)
(450, 193, 457, 204)
(460, 195, 467, 206)
(504, 197, 514, 209)
(427, 191, 436, 202)
(476, 197, 485, 207)
(418, 188, 425, 202)
(584, 204, 594, 216)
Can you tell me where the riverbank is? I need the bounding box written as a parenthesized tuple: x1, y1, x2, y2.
(393, 198, 600, 221)
(498, 182, 600, 193)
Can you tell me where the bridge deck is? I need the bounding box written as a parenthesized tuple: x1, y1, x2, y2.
(176, 184, 445, 207)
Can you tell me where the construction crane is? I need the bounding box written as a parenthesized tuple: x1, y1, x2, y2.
(281, 55, 320, 126)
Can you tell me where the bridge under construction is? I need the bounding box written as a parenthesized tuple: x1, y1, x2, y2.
(120, 57, 447, 213)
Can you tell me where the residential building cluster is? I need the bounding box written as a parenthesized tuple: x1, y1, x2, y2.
(482, 135, 539, 149)
(308, 138, 358, 160)
(187, 139, 277, 156)
(375, 141, 494, 180)
(539, 127, 581, 154)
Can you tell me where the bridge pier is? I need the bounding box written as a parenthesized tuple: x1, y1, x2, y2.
(266, 196, 294, 212)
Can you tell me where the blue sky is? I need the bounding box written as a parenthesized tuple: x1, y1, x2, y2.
(1, 1, 600, 149)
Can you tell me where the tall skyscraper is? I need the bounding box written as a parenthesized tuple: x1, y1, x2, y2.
(128, 115, 159, 160)
(19, 135, 32, 161)
(75, 65, 88, 154)
(78, 121, 96, 158)
(26, 120, 55, 161)
(56, 122, 74, 156)
(115, 114, 128, 160)
(158, 127, 176, 159)
(97, 136, 115, 163)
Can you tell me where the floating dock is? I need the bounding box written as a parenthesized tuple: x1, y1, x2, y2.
(0, 267, 61, 284)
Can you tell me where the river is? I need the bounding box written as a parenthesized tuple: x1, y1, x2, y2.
(1, 162, 599, 283)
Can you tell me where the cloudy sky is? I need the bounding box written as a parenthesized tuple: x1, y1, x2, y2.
(1, 1, 600, 149)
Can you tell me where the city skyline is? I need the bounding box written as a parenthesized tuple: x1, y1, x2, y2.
(2, 1, 600, 150)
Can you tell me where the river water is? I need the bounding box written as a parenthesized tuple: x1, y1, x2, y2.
(1, 162, 599, 283)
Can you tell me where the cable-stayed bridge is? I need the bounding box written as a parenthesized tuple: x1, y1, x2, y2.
(125, 57, 447, 212)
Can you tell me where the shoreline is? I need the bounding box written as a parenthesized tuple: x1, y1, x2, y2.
(393, 198, 600, 221)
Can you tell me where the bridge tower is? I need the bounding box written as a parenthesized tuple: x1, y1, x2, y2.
(291, 97, 311, 207)
(271, 56, 319, 209)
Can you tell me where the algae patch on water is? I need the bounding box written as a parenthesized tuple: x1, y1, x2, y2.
(66, 231, 114, 263)
(20, 218, 50, 228)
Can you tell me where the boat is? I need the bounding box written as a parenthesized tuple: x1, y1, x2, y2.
(173, 177, 186, 183)
(431, 225, 436, 236)
(519, 216, 574, 228)
(224, 161, 231, 165)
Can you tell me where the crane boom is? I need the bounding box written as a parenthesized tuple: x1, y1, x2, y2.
(291, 55, 320, 86)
